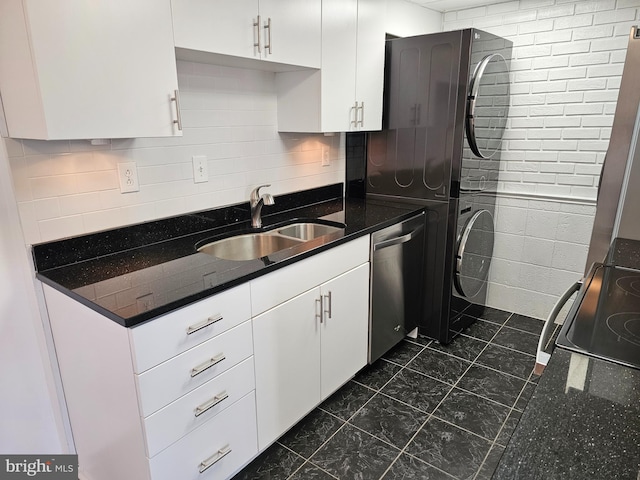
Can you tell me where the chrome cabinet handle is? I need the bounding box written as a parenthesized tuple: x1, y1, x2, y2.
(323, 291, 332, 319)
(373, 224, 424, 251)
(357, 102, 364, 127)
(171, 90, 183, 131)
(198, 445, 232, 473)
(253, 15, 261, 53)
(316, 297, 323, 323)
(534, 280, 582, 375)
(351, 102, 358, 127)
(194, 391, 229, 417)
(264, 17, 272, 54)
(186, 315, 223, 335)
(190, 353, 225, 378)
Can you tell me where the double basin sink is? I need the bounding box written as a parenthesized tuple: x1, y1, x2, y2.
(197, 222, 344, 261)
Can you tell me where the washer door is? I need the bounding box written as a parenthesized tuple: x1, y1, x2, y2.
(466, 53, 510, 159)
(455, 209, 495, 298)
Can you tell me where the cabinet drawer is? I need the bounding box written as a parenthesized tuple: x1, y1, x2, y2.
(250, 235, 370, 315)
(149, 392, 258, 480)
(137, 321, 253, 417)
(143, 358, 255, 458)
(130, 283, 251, 373)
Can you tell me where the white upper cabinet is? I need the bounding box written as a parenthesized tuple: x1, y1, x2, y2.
(277, 0, 386, 133)
(0, 0, 181, 140)
(171, 0, 321, 69)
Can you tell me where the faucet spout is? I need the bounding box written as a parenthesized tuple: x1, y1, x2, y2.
(250, 184, 274, 228)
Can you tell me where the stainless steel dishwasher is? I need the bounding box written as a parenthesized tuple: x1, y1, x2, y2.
(369, 212, 425, 363)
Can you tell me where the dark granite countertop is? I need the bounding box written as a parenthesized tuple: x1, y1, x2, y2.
(34, 184, 423, 328)
(493, 348, 640, 480)
(606, 237, 640, 270)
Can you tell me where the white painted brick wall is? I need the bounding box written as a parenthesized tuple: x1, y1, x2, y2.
(4, 61, 345, 244)
(444, 0, 640, 200)
(443, 0, 639, 319)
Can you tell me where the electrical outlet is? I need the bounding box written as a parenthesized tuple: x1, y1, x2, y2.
(193, 155, 208, 183)
(136, 293, 155, 313)
(117, 162, 139, 193)
(321, 147, 330, 167)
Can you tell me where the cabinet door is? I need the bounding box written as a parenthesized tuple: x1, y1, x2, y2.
(355, 0, 386, 131)
(252, 288, 321, 450)
(0, 0, 180, 139)
(320, 263, 369, 399)
(259, 0, 321, 68)
(171, 0, 259, 60)
(320, 0, 358, 132)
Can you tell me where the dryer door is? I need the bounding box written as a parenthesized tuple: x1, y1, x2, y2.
(466, 53, 510, 159)
(455, 209, 495, 298)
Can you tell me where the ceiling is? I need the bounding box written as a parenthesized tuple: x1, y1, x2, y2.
(406, 0, 500, 12)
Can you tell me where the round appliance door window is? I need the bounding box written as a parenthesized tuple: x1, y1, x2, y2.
(455, 209, 495, 298)
(466, 53, 510, 159)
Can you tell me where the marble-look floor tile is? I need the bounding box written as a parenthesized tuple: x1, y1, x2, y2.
(505, 314, 544, 335)
(319, 381, 375, 421)
(310, 424, 399, 480)
(428, 335, 488, 362)
(474, 444, 506, 480)
(381, 453, 455, 480)
(288, 462, 336, 480)
(476, 344, 535, 380)
(465, 305, 511, 325)
(496, 410, 522, 447)
(353, 360, 401, 390)
(492, 327, 539, 356)
(515, 382, 537, 411)
(457, 365, 526, 407)
(233, 443, 304, 480)
(460, 318, 501, 342)
(382, 368, 451, 414)
(278, 409, 344, 458)
(434, 388, 510, 441)
(405, 417, 491, 479)
(350, 393, 429, 448)
(407, 349, 471, 385)
(383, 340, 425, 366)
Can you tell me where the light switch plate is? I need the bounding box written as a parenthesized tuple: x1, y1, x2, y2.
(193, 155, 208, 183)
(117, 162, 139, 193)
(321, 147, 330, 166)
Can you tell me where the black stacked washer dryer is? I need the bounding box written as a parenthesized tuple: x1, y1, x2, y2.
(349, 28, 512, 344)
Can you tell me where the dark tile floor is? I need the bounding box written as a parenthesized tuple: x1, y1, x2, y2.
(234, 307, 544, 480)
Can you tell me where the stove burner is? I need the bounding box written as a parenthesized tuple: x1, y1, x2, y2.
(615, 276, 640, 298)
(606, 313, 640, 347)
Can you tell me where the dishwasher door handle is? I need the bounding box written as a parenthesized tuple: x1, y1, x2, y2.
(373, 225, 424, 251)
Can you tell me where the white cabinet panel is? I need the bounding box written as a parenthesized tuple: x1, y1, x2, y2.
(130, 283, 251, 373)
(143, 358, 255, 457)
(149, 392, 258, 480)
(0, 0, 181, 140)
(253, 288, 321, 450)
(320, 263, 370, 398)
(136, 321, 253, 417)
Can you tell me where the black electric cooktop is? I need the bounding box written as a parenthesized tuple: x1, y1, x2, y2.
(557, 262, 640, 370)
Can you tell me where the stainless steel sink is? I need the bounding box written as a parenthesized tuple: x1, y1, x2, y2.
(197, 232, 302, 261)
(277, 223, 343, 241)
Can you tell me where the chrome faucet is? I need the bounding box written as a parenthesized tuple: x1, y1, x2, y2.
(250, 184, 275, 228)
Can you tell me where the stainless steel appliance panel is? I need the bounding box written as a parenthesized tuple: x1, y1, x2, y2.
(369, 212, 426, 363)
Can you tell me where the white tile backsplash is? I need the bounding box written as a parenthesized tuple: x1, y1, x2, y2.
(5, 62, 345, 244)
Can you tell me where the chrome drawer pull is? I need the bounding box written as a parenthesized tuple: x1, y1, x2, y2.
(190, 353, 225, 378)
(198, 445, 232, 474)
(186, 315, 223, 335)
(324, 291, 332, 319)
(253, 15, 261, 53)
(170, 89, 183, 131)
(194, 391, 229, 417)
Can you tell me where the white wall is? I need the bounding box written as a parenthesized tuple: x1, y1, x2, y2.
(444, 0, 640, 318)
(6, 61, 346, 245)
(0, 136, 67, 453)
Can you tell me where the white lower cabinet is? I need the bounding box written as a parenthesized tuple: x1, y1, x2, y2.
(43, 235, 371, 479)
(251, 237, 370, 450)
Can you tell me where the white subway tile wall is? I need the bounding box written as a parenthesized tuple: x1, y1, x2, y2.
(443, 0, 637, 318)
(4, 61, 345, 244)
